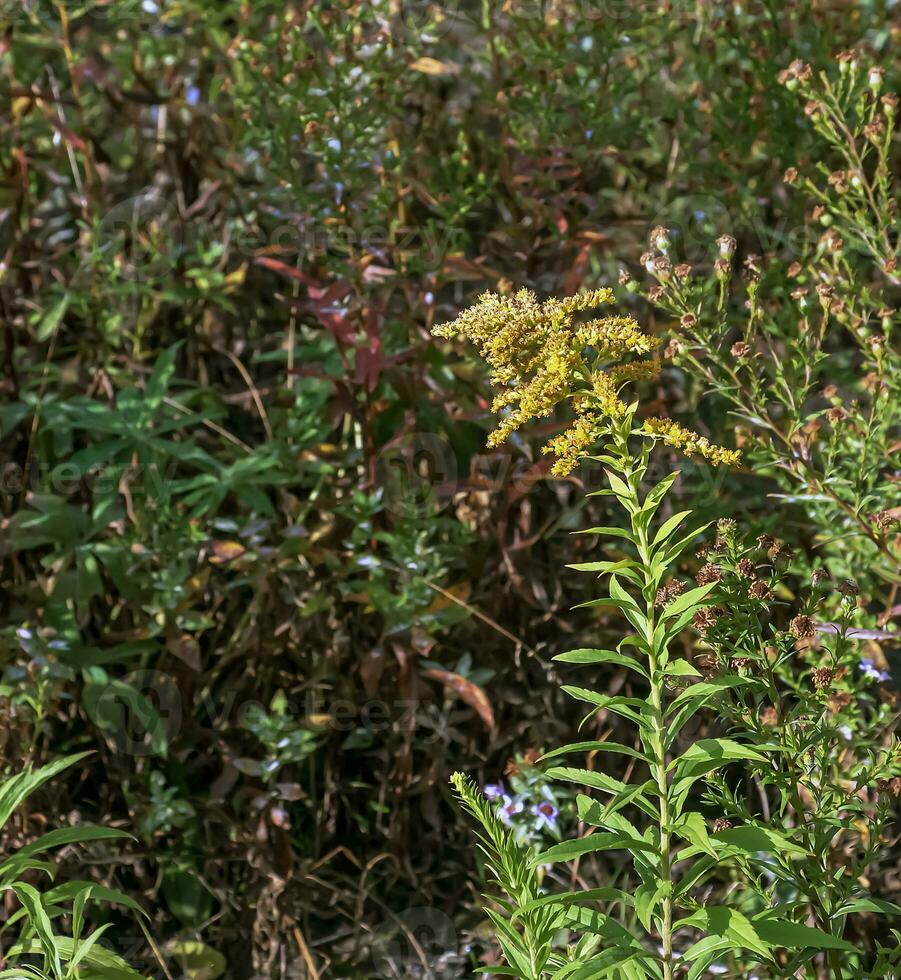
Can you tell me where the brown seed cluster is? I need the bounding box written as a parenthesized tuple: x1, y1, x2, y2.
(736, 558, 756, 578)
(696, 564, 723, 586)
(655, 581, 686, 608)
(789, 614, 817, 639)
(811, 666, 834, 690)
(693, 607, 719, 632)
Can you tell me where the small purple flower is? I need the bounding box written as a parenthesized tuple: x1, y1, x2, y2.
(498, 795, 524, 825)
(860, 658, 891, 683)
(531, 799, 559, 832)
(186, 85, 201, 107)
(483, 783, 504, 801)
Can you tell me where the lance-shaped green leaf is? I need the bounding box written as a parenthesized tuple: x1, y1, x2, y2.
(529, 831, 659, 867)
(750, 913, 856, 951)
(575, 525, 635, 543)
(650, 510, 693, 552)
(671, 812, 718, 858)
(664, 658, 702, 678)
(554, 648, 649, 680)
(713, 824, 811, 859)
(664, 675, 754, 746)
(561, 687, 647, 725)
(655, 522, 713, 570)
(836, 897, 901, 916)
(634, 878, 670, 933)
(568, 560, 644, 587)
(682, 934, 735, 980)
(577, 784, 660, 827)
(541, 741, 652, 766)
(658, 582, 717, 622)
(670, 738, 767, 807)
(512, 887, 635, 920)
(637, 472, 679, 517)
(676, 906, 774, 961)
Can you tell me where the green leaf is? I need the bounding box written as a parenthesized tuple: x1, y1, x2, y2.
(553, 648, 648, 679)
(560, 688, 647, 724)
(36, 295, 70, 342)
(714, 825, 811, 858)
(0, 754, 91, 836)
(650, 510, 693, 550)
(529, 832, 659, 867)
(8, 937, 148, 978)
(575, 525, 634, 542)
(513, 887, 634, 919)
(10, 882, 62, 977)
(677, 906, 773, 961)
(602, 469, 635, 505)
(634, 879, 669, 933)
(664, 659, 702, 678)
(69, 923, 116, 973)
(667, 675, 753, 714)
(639, 472, 679, 514)
(42, 880, 147, 918)
(541, 741, 652, 765)
(670, 738, 767, 773)
(576, 787, 659, 826)
(671, 812, 718, 858)
(17, 825, 133, 859)
(752, 915, 856, 951)
(659, 583, 716, 621)
(836, 897, 901, 916)
(670, 739, 767, 807)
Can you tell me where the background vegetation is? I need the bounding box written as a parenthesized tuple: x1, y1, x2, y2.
(0, 1, 898, 977)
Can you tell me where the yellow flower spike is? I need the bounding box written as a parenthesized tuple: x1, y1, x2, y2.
(434, 288, 739, 473)
(642, 417, 741, 467)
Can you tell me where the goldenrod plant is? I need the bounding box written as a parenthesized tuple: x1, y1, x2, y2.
(437, 288, 899, 977)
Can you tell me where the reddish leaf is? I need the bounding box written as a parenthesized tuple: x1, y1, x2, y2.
(423, 669, 495, 734)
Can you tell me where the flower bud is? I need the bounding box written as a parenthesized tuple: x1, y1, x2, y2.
(716, 234, 737, 259)
(650, 225, 671, 252)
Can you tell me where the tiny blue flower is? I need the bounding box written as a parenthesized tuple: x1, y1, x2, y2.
(483, 783, 504, 801)
(531, 799, 559, 832)
(186, 86, 201, 106)
(860, 658, 891, 683)
(498, 795, 524, 825)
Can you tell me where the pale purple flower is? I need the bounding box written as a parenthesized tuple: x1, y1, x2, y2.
(531, 799, 559, 832)
(498, 795, 524, 825)
(483, 783, 504, 801)
(860, 659, 891, 683)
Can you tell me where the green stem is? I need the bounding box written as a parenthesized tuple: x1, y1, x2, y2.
(623, 448, 674, 980)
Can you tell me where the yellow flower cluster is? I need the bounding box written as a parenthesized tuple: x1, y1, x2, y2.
(433, 288, 658, 473)
(642, 417, 741, 467)
(434, 287, 738, 475)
